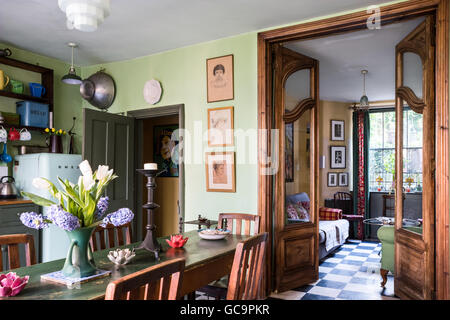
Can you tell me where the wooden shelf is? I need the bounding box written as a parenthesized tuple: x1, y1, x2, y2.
(0, 90, 50, 104)
(2, 123, 47, 132)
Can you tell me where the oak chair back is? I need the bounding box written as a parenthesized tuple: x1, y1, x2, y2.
(218, 213, 260, 236)
(0, 234, 36, 271)
(90, 223, 132, 252)
(333, 192, 354, 215)
(226, 232, 269, 300)
(105, 258, 185, 300)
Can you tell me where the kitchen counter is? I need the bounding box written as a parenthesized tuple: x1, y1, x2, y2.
(0, 199, 33, 206)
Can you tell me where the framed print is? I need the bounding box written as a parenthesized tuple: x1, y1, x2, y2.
(328, 173, 338, 187)
(153, 124, 179, 177)
(339, 172, 349, 187)
(285, 122, 294, 182)
(208, 106, 234, 146)
(206, 54, 234, 103)
(331, 120, 345, 141)
(330, 146, 346, 169)
(205, 152, 236, 192)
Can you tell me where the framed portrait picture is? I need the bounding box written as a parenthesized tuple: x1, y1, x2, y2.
(206, 54, 234, 103)
(331, 120, 345, 141)
(330, 146, 346, 169)
(328, 173, 338, 187)
(153, 124, 179, 177)
(339, 172, 349, 187)
(285, 122, 294, 182)
(208, 106, 234, 146)
(205, 152, 236, 192)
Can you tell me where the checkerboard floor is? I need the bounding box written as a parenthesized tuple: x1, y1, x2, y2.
(195, 240, 398, 300)
(268, 240, 399, 300)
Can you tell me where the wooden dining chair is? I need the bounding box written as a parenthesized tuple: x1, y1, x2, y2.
(104, 258, 185, 300)
(90, 222, 132, 252)
(227, 232, 269, 300)
(0, 234, 36, 271)
(195, 213, 260, 300)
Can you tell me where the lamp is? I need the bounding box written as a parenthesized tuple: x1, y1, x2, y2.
(61, 43, 82, 85)
(359, 69, 369, 109)
(58, 0, 111, 32)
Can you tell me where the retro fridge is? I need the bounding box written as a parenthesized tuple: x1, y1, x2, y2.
(13, 153, 83, 262)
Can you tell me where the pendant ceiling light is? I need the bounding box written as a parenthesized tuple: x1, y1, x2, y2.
(62, 43, 82, 85)
(359, 69, 370, 109)
(58, 0, 111, 32)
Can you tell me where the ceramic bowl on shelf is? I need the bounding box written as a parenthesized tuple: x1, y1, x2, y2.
(198, 228, 231, 240)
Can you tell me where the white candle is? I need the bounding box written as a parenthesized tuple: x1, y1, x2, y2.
(144, 163, 158, 170)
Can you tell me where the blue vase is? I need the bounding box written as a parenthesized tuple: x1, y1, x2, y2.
(61, 226, 98, 278)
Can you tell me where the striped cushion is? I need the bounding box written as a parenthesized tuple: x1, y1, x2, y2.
(319, 207, 343, 220)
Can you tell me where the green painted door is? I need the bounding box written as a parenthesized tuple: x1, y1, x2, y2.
(82, 108, 135, 216)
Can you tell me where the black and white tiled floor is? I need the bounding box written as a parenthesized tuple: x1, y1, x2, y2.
(269, 240, 398, 300)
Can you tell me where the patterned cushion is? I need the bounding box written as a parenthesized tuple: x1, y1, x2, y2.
(286, 204, 300, 220)
(319, 207, 343, 221)
(286, 203, 310, 221)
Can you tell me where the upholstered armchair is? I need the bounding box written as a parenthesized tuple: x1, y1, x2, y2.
(377, 226, 394, 287)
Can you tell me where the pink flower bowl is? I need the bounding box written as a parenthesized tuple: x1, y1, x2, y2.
(166, 234, 188, 248)
(0, 272, 30, 297)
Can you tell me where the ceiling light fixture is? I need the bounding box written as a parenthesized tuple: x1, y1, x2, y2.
(58, 0, 111, 32)
(61, 43, 82, 85)
(359, 69, 370, 109)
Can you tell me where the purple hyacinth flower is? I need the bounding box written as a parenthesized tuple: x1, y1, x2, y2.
(95, 196, 109, 221)
(19, 212, 49, 230)
(100, 208, 134, 227)
(47, 205, 80, 231)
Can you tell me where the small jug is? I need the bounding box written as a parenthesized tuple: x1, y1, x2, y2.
(0, 126, 7, 143)
(8, 128, 20, 141)
(0, 70, 9, 90)
(19, 128, 31, 141)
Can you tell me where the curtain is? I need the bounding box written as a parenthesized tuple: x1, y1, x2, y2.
(352, 110, 370, 239)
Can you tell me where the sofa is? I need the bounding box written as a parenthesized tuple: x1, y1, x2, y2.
(286, 192, 349, 260)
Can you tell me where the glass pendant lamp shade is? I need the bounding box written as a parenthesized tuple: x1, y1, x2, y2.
(359, 70, 369, 109)
(360, 94, 369, 107)
(62, 43, 82, 85)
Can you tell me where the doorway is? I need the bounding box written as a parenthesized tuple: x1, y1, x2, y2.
(257, 0, 449, 300)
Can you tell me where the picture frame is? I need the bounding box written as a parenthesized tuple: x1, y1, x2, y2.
(206, 54, 234, 103)
(153, 124, 179, 177)
(331, 120, 345, 141)
(285, 122, 294, 182)
(208, 106, 234, 147)
(328, 173, 338, 187)
(330, 146, 346, 169)
(205, 152, 236, 192)
(339, 172, 349, 187)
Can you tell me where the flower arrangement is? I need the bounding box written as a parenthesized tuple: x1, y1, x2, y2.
(0, 273, 29, 297)
(19, 160, 134, 231)
(44, 127, 66, 136)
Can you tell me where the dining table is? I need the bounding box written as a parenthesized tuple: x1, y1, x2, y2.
(0, 230, 252, 300)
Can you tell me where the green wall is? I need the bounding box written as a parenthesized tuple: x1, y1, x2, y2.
(81, 33, 258, 229)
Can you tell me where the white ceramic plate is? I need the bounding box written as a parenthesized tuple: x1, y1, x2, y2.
(143, 79, 162, 104)
(198, 229, 231, 240)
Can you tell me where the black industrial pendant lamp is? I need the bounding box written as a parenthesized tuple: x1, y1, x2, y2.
(61, 43, 82, 85)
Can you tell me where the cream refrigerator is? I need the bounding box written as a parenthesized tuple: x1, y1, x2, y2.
(13, 153, 83, 262)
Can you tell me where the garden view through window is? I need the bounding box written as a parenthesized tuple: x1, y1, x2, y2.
(369, 109, 423, 192)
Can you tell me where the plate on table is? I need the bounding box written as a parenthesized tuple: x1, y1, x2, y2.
(198, 228, 231, 240)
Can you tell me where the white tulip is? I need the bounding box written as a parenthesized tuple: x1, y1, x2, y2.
(79, 160, 93, 177)
(96, 165, 109, 181)
(83, 174, 95, 191)
(32, 177, 51, 190)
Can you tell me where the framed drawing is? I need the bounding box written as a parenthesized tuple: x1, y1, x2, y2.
(339, 172, 349, 187)
(331, 120, 345, 141)
(285, 122, 294, 182)
(328, 173, 338, 187)
(205, 152, 236, 192)
(206, 54, 234, 103)
(208, 106, 234, 146)
(153, 124, 179, 177)
(330, 146, 346, 169)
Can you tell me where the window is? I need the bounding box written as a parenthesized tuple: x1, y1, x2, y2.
(368, 109, 423, 192)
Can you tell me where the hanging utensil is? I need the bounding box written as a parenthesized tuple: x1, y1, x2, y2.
(80, 70, 116, 110)
(68, 117, 76, 154)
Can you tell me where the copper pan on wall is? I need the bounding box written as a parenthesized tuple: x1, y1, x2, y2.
(80, 70, 116, 110)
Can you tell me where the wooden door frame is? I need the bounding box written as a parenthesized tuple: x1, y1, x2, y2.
(257, 0, 449, 299)
(127, 104, 185, 242)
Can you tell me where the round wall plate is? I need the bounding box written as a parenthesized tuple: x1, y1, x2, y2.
(143, 79, 162, 105)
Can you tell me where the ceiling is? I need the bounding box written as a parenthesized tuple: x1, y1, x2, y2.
(0, 0, 388, 66)
(285, 17, 425, 103)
